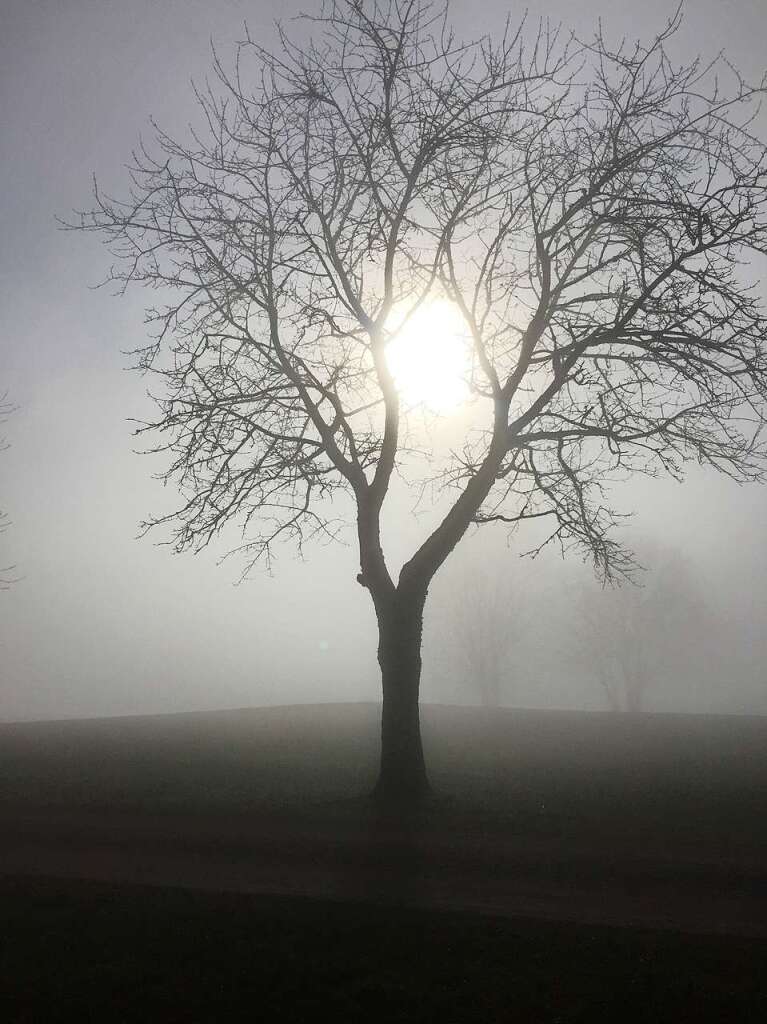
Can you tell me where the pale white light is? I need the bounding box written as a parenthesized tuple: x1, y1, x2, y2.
(384, 299, 470, 412)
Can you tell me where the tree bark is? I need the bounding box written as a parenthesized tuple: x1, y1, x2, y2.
(373, 595, 430, 806)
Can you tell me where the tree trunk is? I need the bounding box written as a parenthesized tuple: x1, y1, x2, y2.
(373, 595, 430, 806)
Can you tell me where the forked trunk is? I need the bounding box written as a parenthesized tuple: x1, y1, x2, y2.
(373, 596, 430, 806)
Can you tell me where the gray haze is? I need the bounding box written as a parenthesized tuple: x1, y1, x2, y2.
(1, 0, 766, 721)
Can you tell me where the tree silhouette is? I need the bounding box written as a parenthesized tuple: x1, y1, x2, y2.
(429, 551, 531, 708)
(76, 1, 767, 804)
(571, 541, 711, 712)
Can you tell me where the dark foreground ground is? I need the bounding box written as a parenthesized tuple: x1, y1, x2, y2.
(2, 876, 766, 1022)
(1, 703, 766, 1019)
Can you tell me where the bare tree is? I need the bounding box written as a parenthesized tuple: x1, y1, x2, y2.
(429, 552, 529, 708)
(571, 541, 711, 712)
(75, 0, 767, 805)
(1, 394, 17, 591)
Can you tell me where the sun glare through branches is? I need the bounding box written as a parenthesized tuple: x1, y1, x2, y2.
(385, 300, 471, 413)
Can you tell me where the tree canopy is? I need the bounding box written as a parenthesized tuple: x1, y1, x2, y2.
(79, 1, 767, 590)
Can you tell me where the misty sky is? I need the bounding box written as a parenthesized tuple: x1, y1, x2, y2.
(1, 0, 766, 721)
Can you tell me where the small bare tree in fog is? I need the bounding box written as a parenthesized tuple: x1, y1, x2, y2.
(76, 0, 767, 804)
(572, 543, 709, 712)
(1, 394, 17, 591)
(431, 557, 527, 708)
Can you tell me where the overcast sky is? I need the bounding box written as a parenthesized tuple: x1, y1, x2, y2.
(1, 0, 766, 721)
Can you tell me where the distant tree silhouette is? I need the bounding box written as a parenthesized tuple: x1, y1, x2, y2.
(571, 541, 711, 712)
(1, 394, 17, 591)
(430, 553, 530, 708)
(76, 1, 767, 806)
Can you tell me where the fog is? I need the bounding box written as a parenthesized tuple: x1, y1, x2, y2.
(1, 0, 766, 722)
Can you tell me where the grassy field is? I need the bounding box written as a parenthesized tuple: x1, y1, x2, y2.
(1, 703, 765, 850)
(1, 703, 766, 1019)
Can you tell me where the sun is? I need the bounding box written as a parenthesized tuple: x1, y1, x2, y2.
(384, 299, 471, 413)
